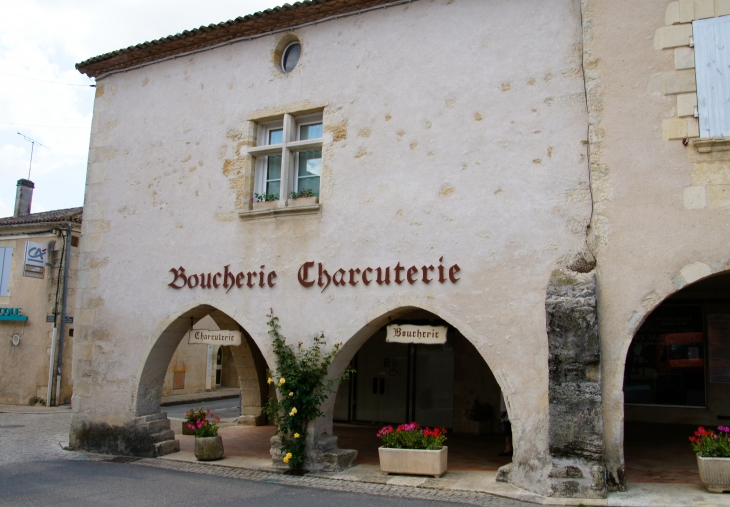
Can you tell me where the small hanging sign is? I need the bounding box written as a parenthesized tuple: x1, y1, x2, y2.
(188, 329, 241, 346)
(386, 324, 447, 344)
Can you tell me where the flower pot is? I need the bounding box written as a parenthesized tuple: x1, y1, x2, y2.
(378, 446, 448, 478)
(286, 196, 319, 207)
(697, 455, 730, 493)
(253, 200, 279, 211)
(182, 423, 195, 436)
(194, 435, 224, 461)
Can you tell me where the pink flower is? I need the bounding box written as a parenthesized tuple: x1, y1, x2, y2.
(197, 420, 203, 428)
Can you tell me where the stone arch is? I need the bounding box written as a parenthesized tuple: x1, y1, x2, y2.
(606, 260, 730, 490)
(133, 301, 270, 419)
(299, 295, 528, 478)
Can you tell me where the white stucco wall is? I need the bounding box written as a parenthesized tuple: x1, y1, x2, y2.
(74, 0, 588, 494)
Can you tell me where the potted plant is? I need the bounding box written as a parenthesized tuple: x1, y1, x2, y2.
(690, 425, 730, 493)
(377, 422, 448, 478)
(187, 407, 224, 461)
(287, 188, 318, 207)
(253, 193, 280, 211)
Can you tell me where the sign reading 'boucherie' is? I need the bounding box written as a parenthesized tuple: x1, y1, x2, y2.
(386, 324, 448, 345)
(168, 257, 460, 294)
(188, 329, 242, 346)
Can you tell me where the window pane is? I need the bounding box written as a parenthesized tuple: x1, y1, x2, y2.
(297, 150, 321, 196)
(623, 305, 706, 407)
(266, 180, 281, 196)
(298, 150, 321, 177)
(299, 123, 322, 140)
(266, 155, 282, 196)
(267, 155, 282, 180)
(268, 129, 283, 145)
(282, 43, 301, 73)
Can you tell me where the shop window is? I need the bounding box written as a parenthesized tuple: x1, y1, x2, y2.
(694, 16, 730, 138)
(251, 112, 323, 200)
(0, 247, 13, 296)
(624, 304, 706, 407)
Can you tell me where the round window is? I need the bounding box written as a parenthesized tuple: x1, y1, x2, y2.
(282, 42, 301, 73)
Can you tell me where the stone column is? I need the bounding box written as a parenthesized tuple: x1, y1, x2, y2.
(546, 267, 606, 498)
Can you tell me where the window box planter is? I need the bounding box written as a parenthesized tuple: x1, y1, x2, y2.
(378, 446, 448, 478)
(253, 200, 280, 211)
(697, 455, 730, 493)
(194, 435, 224, 461)
(286, 196, 319, 207)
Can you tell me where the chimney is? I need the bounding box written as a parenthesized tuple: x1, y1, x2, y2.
(14, 179, 34, 217)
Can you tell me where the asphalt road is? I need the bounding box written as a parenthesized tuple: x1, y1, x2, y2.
(164, 398, 242, 419)
(0, 459, 470, 507)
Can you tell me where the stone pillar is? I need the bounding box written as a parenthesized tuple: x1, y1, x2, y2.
(546, 267, 606, 498)
(228, 335, 267, 426)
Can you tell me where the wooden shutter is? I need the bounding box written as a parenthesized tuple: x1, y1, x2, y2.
(694, 16, 730, 138)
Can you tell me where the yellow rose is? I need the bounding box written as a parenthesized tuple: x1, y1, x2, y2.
(289, 392, 294, 397)
(286, 452, 293, 459)
(267, 377, 273, 384)
(283, 456, 289, 463)
(278, 378, 286, 386)
(294, 433, 300, 439)
(289, 407, 297, 416)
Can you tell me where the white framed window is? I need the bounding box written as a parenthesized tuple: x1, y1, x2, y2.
(250, 112, 323, 202)
(694, 16, 730, 138)
(0, 247, 13, 296)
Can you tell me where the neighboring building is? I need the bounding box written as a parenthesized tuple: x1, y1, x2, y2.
(69, 0, 730, 499)
(0, 179, 81, 406)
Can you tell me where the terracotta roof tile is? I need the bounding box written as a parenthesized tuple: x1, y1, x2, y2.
(76, 0, 410, 78)
(0, 207, 83, 227)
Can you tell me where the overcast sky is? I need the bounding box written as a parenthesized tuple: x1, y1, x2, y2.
(0, 0, 284, 217)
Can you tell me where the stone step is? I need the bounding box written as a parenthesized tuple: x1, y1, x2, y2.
(153, 439, 180, 457)
(314, 448, 358, 473)
(315, 435, 338, 452)
(149, 429, 176, 443)
(145, 418, 171, 433)
(138, 412, 168, 423)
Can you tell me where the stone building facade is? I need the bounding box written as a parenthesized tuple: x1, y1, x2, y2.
(70, 0, 730, 499)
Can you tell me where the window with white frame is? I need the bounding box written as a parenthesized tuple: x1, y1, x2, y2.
(250, 112, 323, 202)
(0, 247, 13, 296)
(694, 16, 730, 138)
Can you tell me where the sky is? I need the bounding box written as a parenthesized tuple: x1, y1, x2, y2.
(0, 0, 285, 218)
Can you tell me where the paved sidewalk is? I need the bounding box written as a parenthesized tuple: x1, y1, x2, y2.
(3, 408, 730, 507)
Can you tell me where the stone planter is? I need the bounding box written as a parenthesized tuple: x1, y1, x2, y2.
(252, 200, 279, 211)
(194, 435, 224, 461)
(286, 196, 318, 207)
(697, 455, 730, 493)
(378, 446, 447, 478)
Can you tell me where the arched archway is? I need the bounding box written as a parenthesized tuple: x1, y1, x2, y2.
(303, 304, 515, 475)
(621, 270, 730, 486)
(132, 304, 270, 456)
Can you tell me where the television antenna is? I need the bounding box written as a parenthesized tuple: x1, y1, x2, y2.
(16, 132, 48, 180)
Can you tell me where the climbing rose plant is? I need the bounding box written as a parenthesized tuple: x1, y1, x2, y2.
(261, 310, 353, 472)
